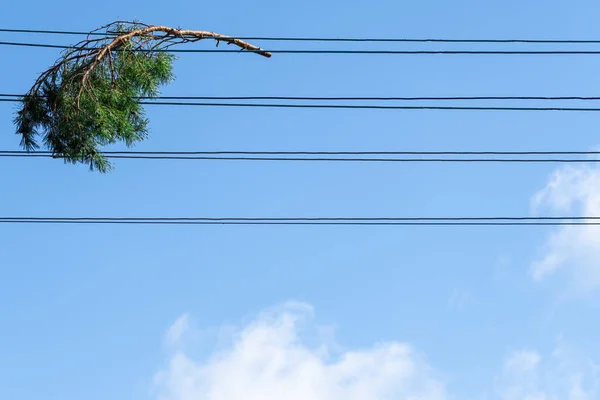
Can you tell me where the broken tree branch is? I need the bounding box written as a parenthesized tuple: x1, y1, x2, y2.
(15, 21, 271, 172)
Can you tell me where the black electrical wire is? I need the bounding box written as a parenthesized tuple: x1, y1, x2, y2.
(1, 216, 600, 226)
(4, 93, 600, 101)
(3, 97, 600, 111)
(2, 151, 600, 163)
(121, 102, 600, 111)
(2, 216, 598, 220)
(1, 154, 600, 163)
(4, 40, 600, 54)
(2, 28, 600, 44)
(3, 150, 600, 155)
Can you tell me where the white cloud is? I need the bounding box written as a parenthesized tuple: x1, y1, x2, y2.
(153, 302, 446, 400)
(495, 344, 600, 400)
(152, 303, 600, 400)
(531, 164, 600, 291)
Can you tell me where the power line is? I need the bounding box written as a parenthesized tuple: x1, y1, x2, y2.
(3, 97, 600, 111)
(4, 93, 600, 101)
(3, 216, 599, 220)
(111, 102, 600, 112)
(1, 216, 600, 226)
(4, 40, 600, 54)
(4, 150, 600, 155)
(2, 28, 600, 44)
(2, 151, 600, 163)
(2, 156, 600, 163)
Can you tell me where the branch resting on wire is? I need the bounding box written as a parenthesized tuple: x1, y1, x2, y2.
(14, 21, 271, 172)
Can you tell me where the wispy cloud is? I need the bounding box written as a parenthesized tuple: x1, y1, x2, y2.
(448, 288, 473, 311)
(531, 164, 600, 292)
(165, 314, 190, 348)
(495, 343, 599, 400)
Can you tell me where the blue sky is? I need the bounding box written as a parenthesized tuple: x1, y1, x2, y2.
(2, 0, 600, 399)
